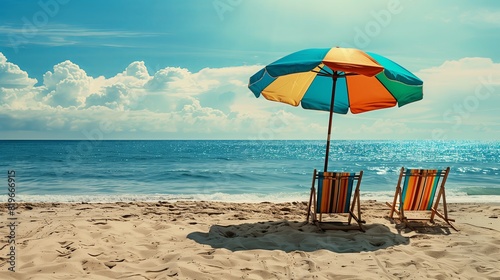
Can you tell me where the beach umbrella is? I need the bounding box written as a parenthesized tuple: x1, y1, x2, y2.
(248, 47, 423, 172)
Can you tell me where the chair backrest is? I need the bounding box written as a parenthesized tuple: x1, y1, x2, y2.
(316, 172, 360, 214)
(400, 168, 449, 211)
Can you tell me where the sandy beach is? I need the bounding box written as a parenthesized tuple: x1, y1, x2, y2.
(1, 200, 499, 279)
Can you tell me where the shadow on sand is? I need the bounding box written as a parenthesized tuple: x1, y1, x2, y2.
(385, 217, 455, 235)
(188, 220, 409, 253)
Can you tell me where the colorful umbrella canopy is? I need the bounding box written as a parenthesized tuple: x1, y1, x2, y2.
(248, 47, 423, 171)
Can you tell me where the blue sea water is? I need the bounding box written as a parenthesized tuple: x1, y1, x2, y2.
(0, 140, 499, 203)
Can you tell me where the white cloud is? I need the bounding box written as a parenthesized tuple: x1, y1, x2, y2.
(194, 66, 261, 91)
(418, 57, 500, 91)
(0, 53, 38, 88)
(124, 61, 150, 80)
(41, 60, 93, 107)
(146, 67, 199, 94)
(86, 83, 130, 110)
(0, 53, 41, 111)
(415, 57, 500, 118)
(0, 25, 161, 38)
(0, 24, 164, 48)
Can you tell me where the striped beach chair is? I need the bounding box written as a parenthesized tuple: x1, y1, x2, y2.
(306, 169, 364, 231)
(386, 167, 457, 231)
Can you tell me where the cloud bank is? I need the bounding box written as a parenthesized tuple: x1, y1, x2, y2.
(0, 52, 499, 140)
(0, 52, 315, 139)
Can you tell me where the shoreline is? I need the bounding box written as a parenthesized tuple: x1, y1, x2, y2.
(1, 201, 499, 279)
(3, 194, 500, 204)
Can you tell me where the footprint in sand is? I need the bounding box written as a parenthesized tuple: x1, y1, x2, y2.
(299, 259, 318, 272)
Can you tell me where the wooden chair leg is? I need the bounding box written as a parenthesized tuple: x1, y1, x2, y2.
(388, 167, 404, 219)
(306, 169, 317, 224)
(432, 209, 458, 231)
(386, 189, 401, 219)
(306, 187, 314, 223)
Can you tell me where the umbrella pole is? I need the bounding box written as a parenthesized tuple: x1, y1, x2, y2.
(323, 75, 338, 172)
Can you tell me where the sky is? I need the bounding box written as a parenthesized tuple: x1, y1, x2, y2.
(0, 0, 499, 140)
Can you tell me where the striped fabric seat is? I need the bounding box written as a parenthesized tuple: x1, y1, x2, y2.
(306, 169, 364, 231)
(316, 172, 355, 214)
(401, 169, 442, 211)
(386, 167, 457, 231)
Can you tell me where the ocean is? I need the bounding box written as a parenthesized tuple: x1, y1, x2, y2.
(1, 140, 499, 203)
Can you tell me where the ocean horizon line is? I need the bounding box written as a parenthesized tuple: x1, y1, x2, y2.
(2, 139, 499, 142)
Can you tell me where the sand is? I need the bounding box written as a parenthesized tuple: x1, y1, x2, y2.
(1, 200, 499, 279)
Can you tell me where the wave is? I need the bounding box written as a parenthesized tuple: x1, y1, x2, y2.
(458, 187, 500, 196)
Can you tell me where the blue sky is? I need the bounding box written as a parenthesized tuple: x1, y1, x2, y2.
(0, 0, 499, 140)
